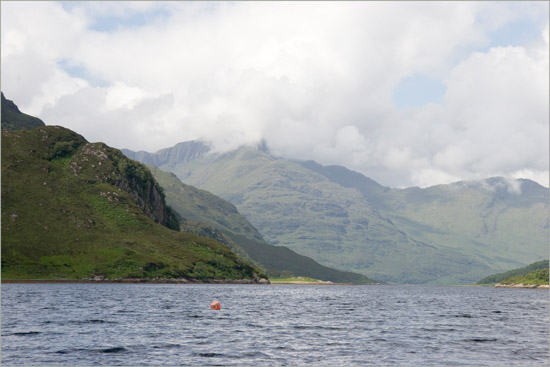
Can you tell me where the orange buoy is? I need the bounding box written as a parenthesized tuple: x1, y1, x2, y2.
(210, 300, 221, 310)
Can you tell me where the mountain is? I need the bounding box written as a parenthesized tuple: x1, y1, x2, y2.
(477, 260, 549, 285)
(148, 165, 377, 284)
(123, 140, 211, 168)
(375, 178, 548, 278)
(124, 141, 549, 284)
(1, 92, 45, 131)
(1, 97, 265, 282)
(300, 161, 548, 268)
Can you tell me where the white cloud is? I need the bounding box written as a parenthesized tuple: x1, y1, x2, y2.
(476, 177, 523, 195)
(512, 169, 549, 188)
(104, 82, 148, 111)
(412, 169, 462, 190)
(1, 1, 88, 112)
(1, 1, 548, 188)
(434, 43, 549, 184)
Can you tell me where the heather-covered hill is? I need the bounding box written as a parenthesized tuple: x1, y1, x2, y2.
(1, 96, 264, 282)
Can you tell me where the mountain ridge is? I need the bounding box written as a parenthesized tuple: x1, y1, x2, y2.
(121, 140, 211, 168)
(123, 140, 549, 284)
(123, 139, 548, 192)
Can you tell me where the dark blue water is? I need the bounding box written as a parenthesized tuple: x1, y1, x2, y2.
(1, 284, 548, 366)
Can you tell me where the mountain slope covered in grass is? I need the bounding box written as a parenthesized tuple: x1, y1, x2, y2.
(124, 142, 549, 284)
(148, 165, 377, 284)
(497, 268, 548, 287)
(1, 96, 265, 282)
(300, 160, 548, 274)
(377, 178, 548, 274)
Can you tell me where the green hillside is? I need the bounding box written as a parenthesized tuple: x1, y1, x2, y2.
(477, 260, 549, 285)
(124, 142, 548, 284)
(149, 166, 265, 243)
(378, 179, 548, 276)
(1, 92, 45, 131)
(498, 268, 549, 286)
(301, 161, 548, 274)
(1, 100, 265, 282)
(148, 166, 376, 284)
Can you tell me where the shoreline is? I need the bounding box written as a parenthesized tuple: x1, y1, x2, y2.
(1, 279, 358, 286)
(7, 279, 546, 288)
(270, 280, 342, 285)
(0, 279, 375, 286)
(1, 278, 271, 285)
(494, 282, 549, 289)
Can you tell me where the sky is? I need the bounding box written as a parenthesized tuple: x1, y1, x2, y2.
(1, 1, 548, 188)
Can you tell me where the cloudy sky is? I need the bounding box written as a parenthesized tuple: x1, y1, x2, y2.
(2, 1, 548, 188)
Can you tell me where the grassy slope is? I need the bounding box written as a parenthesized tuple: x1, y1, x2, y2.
(1, 126, 262, 281)
(379, 180, 548, 274)
(149, 166, 376, 284)
(304, 162, 549, 278)
(149, 166, 265, 242)
(1, 93, 45, 131)
(498, 268, 549, 286)
(477, 260, 549, 285)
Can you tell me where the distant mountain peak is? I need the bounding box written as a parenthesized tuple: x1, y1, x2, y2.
(255, 139, 270, 154)
(122, 140, 212, 168)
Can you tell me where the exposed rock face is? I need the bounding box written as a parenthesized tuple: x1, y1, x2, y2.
(70, 141, 180, 230)
(252, 272, 271, 284)
(17, 124, 180, 231)
(114, 176, 176, 229)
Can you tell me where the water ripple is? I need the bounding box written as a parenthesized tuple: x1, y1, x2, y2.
(1, 284, 548, 366)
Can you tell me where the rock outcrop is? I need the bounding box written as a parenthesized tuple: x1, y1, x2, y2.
(69, 139, 180, 231)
